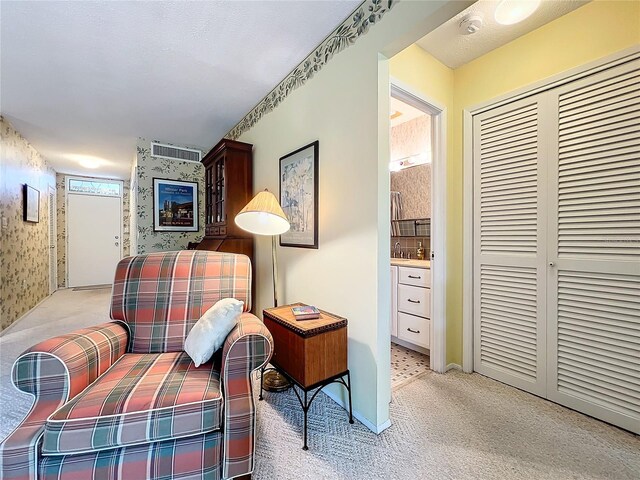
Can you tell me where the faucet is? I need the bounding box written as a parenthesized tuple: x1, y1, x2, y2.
(393, 242, 401, 258)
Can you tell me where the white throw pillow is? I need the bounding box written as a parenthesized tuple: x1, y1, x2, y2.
(184, 298, 244, 367)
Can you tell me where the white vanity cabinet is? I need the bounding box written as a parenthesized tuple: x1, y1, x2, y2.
(391, 264, 431, 351)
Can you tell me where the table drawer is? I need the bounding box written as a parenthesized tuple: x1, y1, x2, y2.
(397, 312, 430, 348)
(398, 284, 430, 318)
(398, 267, 430, 288)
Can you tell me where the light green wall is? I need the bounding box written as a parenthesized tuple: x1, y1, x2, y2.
(389, 0, 640, 366)
(237, 0, 469, 430)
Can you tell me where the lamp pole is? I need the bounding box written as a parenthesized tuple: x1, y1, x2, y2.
(272, 235, 279, 307)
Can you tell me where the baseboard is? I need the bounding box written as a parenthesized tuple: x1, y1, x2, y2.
(322, 389, 392, 434)
(391, 336, 429, 355)
(0, 293, 53, 337)
(445, 363, 463, 372)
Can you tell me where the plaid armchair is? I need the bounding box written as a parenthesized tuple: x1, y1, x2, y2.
(0, 251, 273, 480)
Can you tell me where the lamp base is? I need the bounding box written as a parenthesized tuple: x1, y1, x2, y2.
(262, 370, 291, 392)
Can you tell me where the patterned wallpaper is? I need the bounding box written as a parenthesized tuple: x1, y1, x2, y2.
(55, 173, 130, 288)
(390, 165, 431, 219)
(390, 115, 432, 220)
(0, 116, 56, 331)
(391, 114, 431, 162)
(135, 139, 204, 254)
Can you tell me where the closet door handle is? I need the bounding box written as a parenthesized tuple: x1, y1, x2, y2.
(407, 299, 420, 304)
(408, 275, 421, 279)
(407, 328, 420, 334)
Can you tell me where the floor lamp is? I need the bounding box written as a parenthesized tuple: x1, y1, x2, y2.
(235, 189, 291, 391)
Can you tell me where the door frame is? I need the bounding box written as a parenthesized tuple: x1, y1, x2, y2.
(390, 78, 447, 374)
(461, 46, 640, 373)
(48, 184, 57, 294)
(65, 175, 123, 287)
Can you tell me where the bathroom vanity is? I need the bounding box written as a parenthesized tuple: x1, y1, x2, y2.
(390, 259, 430, 353)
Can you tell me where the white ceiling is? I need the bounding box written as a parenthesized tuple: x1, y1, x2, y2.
(1, 0, 361, 179)
(417, 0, 588, 69)
(390, 97, 426, 128)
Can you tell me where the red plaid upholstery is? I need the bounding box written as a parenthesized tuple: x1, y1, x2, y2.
(39, 431, 222, 480)
(110, 251, 252, 353)
(0, 322, 128, 480)
(43, 352, 223, 455)
(1, 251, 273, 480)
(221, 313, 273, 479)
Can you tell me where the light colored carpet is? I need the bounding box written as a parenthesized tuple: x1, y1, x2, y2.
(1, 290, 639, 479)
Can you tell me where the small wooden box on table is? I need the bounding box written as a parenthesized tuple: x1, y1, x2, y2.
(261, 303, 354, 450)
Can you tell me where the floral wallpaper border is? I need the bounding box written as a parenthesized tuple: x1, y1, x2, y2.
(227, 0, 395, 140)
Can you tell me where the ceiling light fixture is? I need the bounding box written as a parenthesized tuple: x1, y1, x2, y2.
(79, 158, 101, 169)
(65, 153, 108, 169)
(494, 0, 541, 25)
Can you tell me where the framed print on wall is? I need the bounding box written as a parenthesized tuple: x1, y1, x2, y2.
(23, 184, 40, 223)
(153, 178, 199, 232)
(279, 140, 319, 249)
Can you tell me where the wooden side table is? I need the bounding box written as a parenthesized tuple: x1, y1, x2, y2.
(261, 303, 354, 450)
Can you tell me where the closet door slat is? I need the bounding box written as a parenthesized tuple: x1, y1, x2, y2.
(547, 58, 640, 435)
(473, 96, 547, 396)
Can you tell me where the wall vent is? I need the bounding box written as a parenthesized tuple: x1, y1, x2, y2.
(151, 142, 202, 163)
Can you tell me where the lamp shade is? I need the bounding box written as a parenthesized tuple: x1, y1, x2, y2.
(235, 189, 290, 236)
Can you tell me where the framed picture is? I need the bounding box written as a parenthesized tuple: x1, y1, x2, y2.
(153, 178, 199, 232)
(23, 184, 39, 223)
(279, 140, 319, 249)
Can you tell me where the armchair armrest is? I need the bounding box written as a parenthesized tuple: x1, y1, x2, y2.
(220, 313, 273, 480)
(0, 321, 128, 480)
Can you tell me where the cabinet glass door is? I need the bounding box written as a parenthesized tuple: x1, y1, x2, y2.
(214, 157, 225, 224)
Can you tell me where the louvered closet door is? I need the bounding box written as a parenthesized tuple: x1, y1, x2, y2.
(547, 58, 640, 434)
(473, 95, 549, 396)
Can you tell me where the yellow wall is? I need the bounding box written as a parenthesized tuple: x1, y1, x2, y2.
(391, 0, 640, 365)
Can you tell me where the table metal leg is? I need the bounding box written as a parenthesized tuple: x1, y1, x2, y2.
(259, 366, 265, 401)
(302, 389, 309, 451)
(346, 370, 354, 424)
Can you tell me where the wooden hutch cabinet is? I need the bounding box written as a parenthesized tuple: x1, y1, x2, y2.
(196, 139, 254, 276)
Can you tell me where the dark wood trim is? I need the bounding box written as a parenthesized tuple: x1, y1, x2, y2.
(279, 140, 319, 249)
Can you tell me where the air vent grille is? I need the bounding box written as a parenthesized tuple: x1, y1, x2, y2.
(151, 142, 202, 163)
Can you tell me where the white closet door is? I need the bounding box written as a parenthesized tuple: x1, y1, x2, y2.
(547, 59, 640, 434)
(473, 95, 549, 396)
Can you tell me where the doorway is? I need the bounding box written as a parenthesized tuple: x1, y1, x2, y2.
(389, 82, 447, 377)
(66, 177, 123, 287)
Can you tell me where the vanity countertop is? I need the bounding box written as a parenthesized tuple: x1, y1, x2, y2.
(390, 259, 430, 269)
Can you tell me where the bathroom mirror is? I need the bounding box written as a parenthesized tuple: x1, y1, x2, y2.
(391, 218, 430, 237)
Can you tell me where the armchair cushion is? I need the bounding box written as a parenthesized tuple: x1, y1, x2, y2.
(43, 352, 223, 455)
(184, 298, 244, 367)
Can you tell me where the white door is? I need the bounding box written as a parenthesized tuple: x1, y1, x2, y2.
(67, 193, 122, 287)
(546, 59, 640, 433)
(472, 57, 640, 434)
(48, 185, 57, 294)
(473, 94, 549, 397)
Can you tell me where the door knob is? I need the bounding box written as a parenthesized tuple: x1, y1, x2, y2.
(115, 242, 119, 246)
(549, 262, 555, 267)
(115, 236, 119, 239)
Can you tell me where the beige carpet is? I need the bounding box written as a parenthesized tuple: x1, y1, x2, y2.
(1, 290, 639, 479)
